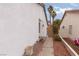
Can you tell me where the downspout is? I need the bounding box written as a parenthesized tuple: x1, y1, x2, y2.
(43, 5, 48, 25)
(43, 5, 48, 37)
(37, 3, 48, 25)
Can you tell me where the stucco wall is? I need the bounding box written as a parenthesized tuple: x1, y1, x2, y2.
(0, 3, 47, 56)
(59, 12, 79, 40)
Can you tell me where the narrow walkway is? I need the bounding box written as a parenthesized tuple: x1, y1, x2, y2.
(53, 40, 70, 56)
(38, 37, 54, 56)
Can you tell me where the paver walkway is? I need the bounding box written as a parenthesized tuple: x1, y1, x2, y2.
(53, 40, 70, 56)
(38, 37, 54, 56)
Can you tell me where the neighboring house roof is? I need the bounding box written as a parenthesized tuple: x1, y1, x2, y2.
(38, 3, 48, 25)
(59, 9, 79, 29)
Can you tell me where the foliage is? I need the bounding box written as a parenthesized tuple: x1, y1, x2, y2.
(48, 5, 56, 19)
(53, 34, 61, 41)
(53, 19, 62, 41)
(53, 19, 62, 34)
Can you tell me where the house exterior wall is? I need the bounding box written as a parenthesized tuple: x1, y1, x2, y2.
(0, 3, 47, 56)
(59, 12, 79, 40)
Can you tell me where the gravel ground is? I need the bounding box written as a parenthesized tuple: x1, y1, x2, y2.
(53, 40, 71, 56)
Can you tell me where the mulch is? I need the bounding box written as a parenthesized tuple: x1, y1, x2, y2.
(53, 40, 71, 56)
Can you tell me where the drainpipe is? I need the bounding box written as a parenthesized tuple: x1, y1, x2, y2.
(37, 3, 48, 25)
(43, 5, 48, 25)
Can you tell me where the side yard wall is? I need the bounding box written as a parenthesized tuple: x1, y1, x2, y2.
(0, 3, 47, 56)
(59, 12, 79, 40)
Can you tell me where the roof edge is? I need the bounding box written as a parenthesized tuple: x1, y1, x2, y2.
(59, 11, 66, 29)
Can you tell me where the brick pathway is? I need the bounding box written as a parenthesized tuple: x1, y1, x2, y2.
(38, 37, 54, 56)
(53, 40, 70, 56)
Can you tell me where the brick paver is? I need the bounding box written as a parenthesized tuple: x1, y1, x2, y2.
(53, 40, 70, 56)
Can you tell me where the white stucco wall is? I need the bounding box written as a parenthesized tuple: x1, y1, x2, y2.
(0, 3, 47, 56)
(38, 5, 47, 37)
(59, 12, 79, 40)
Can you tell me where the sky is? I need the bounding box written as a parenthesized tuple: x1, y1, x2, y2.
(45, 3, 79, 21)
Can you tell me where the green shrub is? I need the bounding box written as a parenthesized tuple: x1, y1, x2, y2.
(53, 34, 61, 41)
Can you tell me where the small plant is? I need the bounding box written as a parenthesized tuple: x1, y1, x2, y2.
(74, 39, 79, 46)
(53, 34, 61, 41)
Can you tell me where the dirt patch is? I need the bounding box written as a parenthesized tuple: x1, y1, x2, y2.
(32, 39, 45, 56)
(53, 40, 71, 56)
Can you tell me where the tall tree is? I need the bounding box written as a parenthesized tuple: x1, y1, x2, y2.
(48, 5, 57, 36)
(48, 5, 56, 25)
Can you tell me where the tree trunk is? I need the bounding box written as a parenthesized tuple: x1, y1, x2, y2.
(52, 16, 54, 36)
